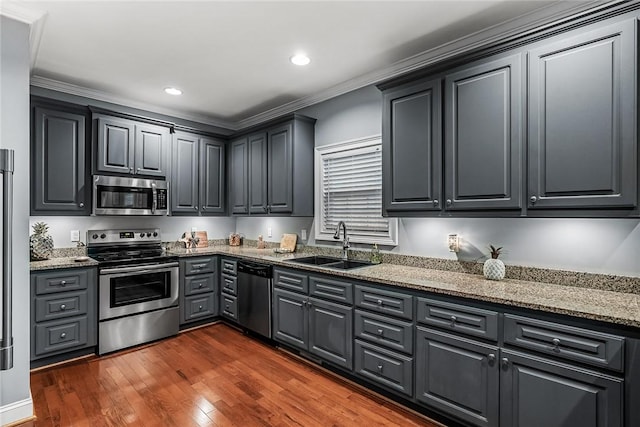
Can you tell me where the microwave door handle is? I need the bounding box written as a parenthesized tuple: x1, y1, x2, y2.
(152, 182, 157, 214)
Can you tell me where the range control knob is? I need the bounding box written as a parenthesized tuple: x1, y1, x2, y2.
(146, 232, 152, 237)
(139, 233, 145, 238)
(153, 231, 158, 237)
(92, 234, 98, 240)
(100, 233, 106, 239)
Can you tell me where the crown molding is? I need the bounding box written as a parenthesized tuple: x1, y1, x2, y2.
(30, 0, 628, 132)
(0, 2, 48, 71)
(30, 75, 239, 131)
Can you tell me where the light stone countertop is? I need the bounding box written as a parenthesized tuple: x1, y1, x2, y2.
(30, 256, 100, 271)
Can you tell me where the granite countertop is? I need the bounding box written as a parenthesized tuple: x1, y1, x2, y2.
(169, 245, 640, 328)
(30, 256, 100, 271)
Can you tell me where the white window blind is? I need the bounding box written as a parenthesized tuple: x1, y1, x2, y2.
(315, 137, 398, 246)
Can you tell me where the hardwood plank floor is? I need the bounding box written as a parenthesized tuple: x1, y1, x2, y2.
(26, 323, 442, 427)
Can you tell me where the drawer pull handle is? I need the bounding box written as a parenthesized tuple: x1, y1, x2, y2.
(501, 357, 509, 369)
(60, 280, 67, 287)
(450, 315, 457, 326)
(199, 305, 203, 311)
(60, 304, 67, 311)
(308, 301, 313, 307)
(377, 328, 384, 335)
(60, 332, 67, 339)
(225, 304, 230, 309)
(377, 364, 383, 372)
(552, 338, 561, 351)
(376, 299, 383, 306)
(198, 283, 204, 288)
(488, 353, 496, 365)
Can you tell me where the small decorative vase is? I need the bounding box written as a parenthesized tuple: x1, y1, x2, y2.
(30, 222, 54, 261)
(370, 244, 382, 264)
(483, 258, 505, 280)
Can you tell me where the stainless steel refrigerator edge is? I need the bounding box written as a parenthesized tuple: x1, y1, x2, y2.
(0, 149, 14, 370)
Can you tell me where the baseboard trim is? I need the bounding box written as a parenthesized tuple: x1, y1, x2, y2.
(0, 395, 34, 427)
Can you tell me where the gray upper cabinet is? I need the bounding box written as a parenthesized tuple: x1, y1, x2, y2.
(171, 131, 226, 216)
(382, 78, 442, 214)
(95, 115, 170, 178)
(528, 19, 637, 210)
(444, 53, 523, 210)
(31, 103, 90, 215)
(229, 115, 315, 216)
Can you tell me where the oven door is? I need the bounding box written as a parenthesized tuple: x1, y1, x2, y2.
(99, 262, 179, 320)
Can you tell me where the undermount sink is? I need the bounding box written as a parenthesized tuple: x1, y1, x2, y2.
(288, 256, 373, 270)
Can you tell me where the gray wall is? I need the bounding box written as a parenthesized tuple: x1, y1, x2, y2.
(0, 15, 32, 423)
(236, 85, 640, 278)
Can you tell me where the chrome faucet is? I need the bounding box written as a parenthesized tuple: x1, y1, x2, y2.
(333, 221, 350, 260)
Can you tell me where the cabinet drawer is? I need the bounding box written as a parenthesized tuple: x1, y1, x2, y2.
(355, 339, 413, 397)
(221, 274, 238, 296)
(355, 285, 413, 320)
(184, 294, 216, 321)
(504, 314, 625, 372)
(35, 291, 88, 322)
(309, 275, 353, 304)
(274, 269, 308, 294)
(221, 258, 237, 275)
(417, 298, 498, 342)
(34, 316, 89, 357)
(34, 269, 89, 295)
(183, 257, 215, 275)
(184, 274, 215, 296)
(354, 310, 413, 354)
(221, 294, 238, 321)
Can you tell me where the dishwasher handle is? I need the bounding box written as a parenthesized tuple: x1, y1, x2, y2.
(237, 260, 272, 278)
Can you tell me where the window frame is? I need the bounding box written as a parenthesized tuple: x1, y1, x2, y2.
(314, 135, 398, 246)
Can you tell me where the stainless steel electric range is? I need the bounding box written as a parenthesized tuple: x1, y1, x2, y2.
(87, 229, 179, 355)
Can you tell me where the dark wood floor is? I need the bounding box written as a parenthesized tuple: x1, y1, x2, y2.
(27, 323, 441, 426)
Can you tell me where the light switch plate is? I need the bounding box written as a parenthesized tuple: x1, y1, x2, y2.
(267, 227, 273, 238)
(301, 229, 307, 240)
(70, 230, 80, 242)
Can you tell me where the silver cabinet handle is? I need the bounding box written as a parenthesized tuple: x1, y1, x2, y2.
(60, 304, 66, 311)
(376, 299, 383, 306)
(377, 328, 384, 335)
(60, 332, 67, 339)
(552, 338, 561, 351)
(79, 202, 84, 208)
(60, 280, 67, 287)
(446, 199, 452, 207)
(136, 168, 141, 173)
(377, 364, 383, 372)
(308, 300, 313, 307)
(129, 167, 133, 173)
(488, 354, 496, 365)
(198, 305, 203, 311)
(195, 206, 198, 210)
(530, 195, 538, 204)
(450, 315, 457, 326)
(501, 357, 509, 369)
(198, 283, 203, 288)
(433, 199, 439, 206)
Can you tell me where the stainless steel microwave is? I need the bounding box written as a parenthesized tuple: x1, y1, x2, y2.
(93, 175, 168, 216)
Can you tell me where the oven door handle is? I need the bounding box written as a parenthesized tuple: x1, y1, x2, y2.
(100, 262, 179, 275)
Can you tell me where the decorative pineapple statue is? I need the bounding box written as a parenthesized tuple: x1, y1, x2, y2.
(30, 222, 54, 261)
(483, 245, 505, 280)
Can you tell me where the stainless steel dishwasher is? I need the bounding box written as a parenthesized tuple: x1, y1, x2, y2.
(236, 260, 273, 338)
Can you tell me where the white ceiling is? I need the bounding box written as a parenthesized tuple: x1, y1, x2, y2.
(6, 0, 600, 129)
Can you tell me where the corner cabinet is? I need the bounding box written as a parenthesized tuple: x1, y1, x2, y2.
(31, 101, 91, 215)
(528, 19, 637, 210)
(95, 115, 170, 178)
(381, 78, 442, 214)
(229, 115, 315, 216)
(171, 131, 226, 215)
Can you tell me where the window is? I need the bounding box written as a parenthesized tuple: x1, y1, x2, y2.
(315, 136, 398, 246)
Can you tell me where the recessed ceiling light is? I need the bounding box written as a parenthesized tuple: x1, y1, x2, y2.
(164, 87, 182, 96)
(290, 54, 311, 66)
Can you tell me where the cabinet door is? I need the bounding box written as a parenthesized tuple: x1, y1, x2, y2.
(528, 19, 636, 209)
(32, 107, 89, 214)
(272, 288, 308, 351)
(308, 297, 353, 370)
(382, 78, 442, 214)
(500, 349, 623, 427)
(96, 117, 134, 174)
(267, 123, 293, 213)
(230, 138, 249, 214)
(134, 123, 168, 177)
(248, 132, 268, 214)
(200, 137, 225, 214)
(416, 327, 499, 427)
(445, 54, 523, 210)
(171, 132, 199, 214)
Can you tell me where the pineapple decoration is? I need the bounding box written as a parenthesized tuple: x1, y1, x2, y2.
(483, 245, 505, 281)
(30, 222, 54, 261)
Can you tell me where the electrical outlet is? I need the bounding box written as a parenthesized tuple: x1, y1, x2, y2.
(70, 230, 80, 242)
(301, 229, 307, 240)
(267, 227, 273, 238)
(448, 234, 460, 253)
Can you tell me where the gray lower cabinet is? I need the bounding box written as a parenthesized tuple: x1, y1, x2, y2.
(381, 78, 442, 214)
(179, 256, 218, 325)
(444, 53, 523, 210)
(31, 268, 97, 362)
(220, 258, 238, 321)
(354, 339, 413, 397)
(528, 19, 637, 210)
(95, 115, 170, 178)
(228, 115, 316, 216)
(500, 349, 623, 427)
(31, 103, 90, 215)
(272, 268, 353, 369)
(172, 131, 226, 215)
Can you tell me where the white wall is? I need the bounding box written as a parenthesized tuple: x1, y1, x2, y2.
(0, 15, 33, 425)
